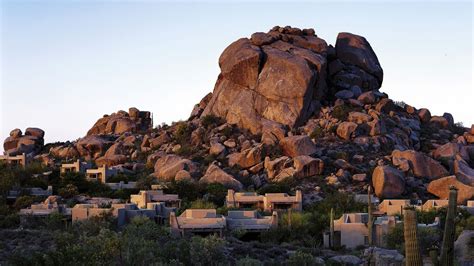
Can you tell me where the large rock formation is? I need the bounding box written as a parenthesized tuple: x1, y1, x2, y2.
(201, 26, 383, 134)
(87, 107, 152, 136)
(372, 165, 405, 198)
(3, 128, 45, 156)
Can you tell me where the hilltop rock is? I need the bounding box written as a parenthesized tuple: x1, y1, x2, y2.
(427, 175, 474, 204)
(3, 128, 45, 156)
(392, 149, 448, 179)
(199, 163, 243, 190)
(372, 165, 405, 198)
(202, 26, 383, 134)
(87, 107, 151, 136)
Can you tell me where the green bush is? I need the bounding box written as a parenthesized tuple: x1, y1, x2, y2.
(236, 256, 263, 266)
(332, 105, 353, 121)
(287, 250, 318, 266)
(201, 114, 224, 129)
(309, 126, 325, 139)
(173, 122, 193, 145)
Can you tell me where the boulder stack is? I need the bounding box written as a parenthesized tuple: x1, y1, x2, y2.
(201, 26, 383, 134)
(3, 128, 45, 156)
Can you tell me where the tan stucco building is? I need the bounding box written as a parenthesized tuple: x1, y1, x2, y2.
(0, 153, 27, 167)
(226, 189, 302, 212)
(130, 190, 181, 209)
(60, 159, 91, 175)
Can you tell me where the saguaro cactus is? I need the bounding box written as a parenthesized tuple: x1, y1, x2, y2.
(403, 206, 422, 266)
(329, 207, 334, 249)
(440, 186, 458, 266)
(368, 186, 374, 246)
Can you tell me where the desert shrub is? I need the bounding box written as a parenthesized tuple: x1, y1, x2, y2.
(451, 122, 466, 135)
(221, 126, 234, 138)
(201, 114, 223, 128)
(0, 213, 20, 228)
(173, 122, 193, 145)
(236, 256, 263, 266)
(13, 195, 37, 210)
(264, 144, 283, 160)
(175, 144, 199, 157)
(309, 126, 325, 139)
(385, 223, 441, 255)
(257, 183, 291, 195)
(58, 184, 79, 199)
(205, 183, 228, 206)
(189, 235, 226, 265)
(286, 250, 317, 266)
(394, 100, 406, 108)
(189, 199, 216, 209)
(332, 105, 353, 121)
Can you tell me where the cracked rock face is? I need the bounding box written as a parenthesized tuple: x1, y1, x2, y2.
(202, 26, 383, 134)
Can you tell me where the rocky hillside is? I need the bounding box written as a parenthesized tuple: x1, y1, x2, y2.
(3, 26, 474, 205)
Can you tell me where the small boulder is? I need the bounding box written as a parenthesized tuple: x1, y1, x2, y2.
(418, 108, 431, 123)
(293, 155, 324, 177)
(280, 135, 317, 157)
(154, 154, 198, 181)
(337, 122, 358, 140)
(199, 163, 243, 191)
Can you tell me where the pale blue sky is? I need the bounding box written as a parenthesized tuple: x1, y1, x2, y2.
(1, 1, 472, 145)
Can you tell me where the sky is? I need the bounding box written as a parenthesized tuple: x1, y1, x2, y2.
(0, 0, 472, 147)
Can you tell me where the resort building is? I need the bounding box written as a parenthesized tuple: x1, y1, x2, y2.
(130, 190, 181, 209)
(170, 209, 226, 237)
(354, 194, 380, 205)
(0, 153, 27, 167)
(7, 186, 53, 200)
(323, 213, 398, 249)
(226, 189, 303, 212)
(419, 199, 449, 211)
(86, 165, 117, 183)
(60, 159, 91, 175)
(378, 199, 411, 215)
(226, 210, 278, 232)
(19, 196, 71, 223)
(72, 202, 177, 226)
(105, 181, 137, 190)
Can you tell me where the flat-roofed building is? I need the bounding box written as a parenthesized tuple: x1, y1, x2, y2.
(86, 165, 117, 183)
(0, 153, 27, 167)
(130, 190, 181, 209)
(354, 194, 380, 205)
(226, 189, 302, 212)
(263, 191, 302, 212)
(72, 202, 176, 226)
(419, 199, 449, 211)
(226, 190, 264, 209)
(378, 199, 411, 215)
(8, 186, 53, 200)
(19, 196, 71, 224)
(170, 209, 226, 237)
(226, 210, 278, 232)
(323, 213, 399, 249)
(60, 159, 91, 175)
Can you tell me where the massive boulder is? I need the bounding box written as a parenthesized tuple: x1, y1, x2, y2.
(201, 26, 382, 134)
(3, 128, 45, 156)
(392, 149, 448, 180)
(87, 107, 152, 136)
(372, 165, 405, 198)
(427, 175, 474, 204)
